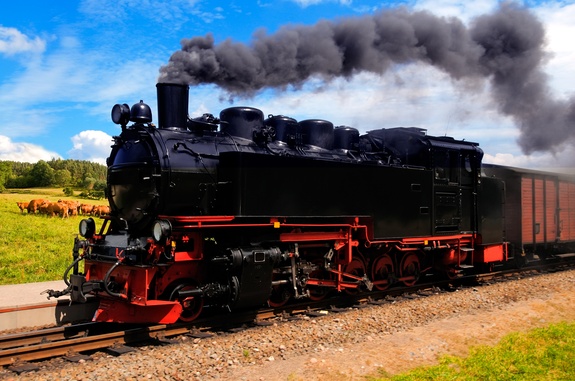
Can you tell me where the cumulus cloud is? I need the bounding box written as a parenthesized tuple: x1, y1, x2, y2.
(0, 135, 61, 163)
(534, 2, 575, 97)
(0, 26, 46, 56)
(68, 130, 113, 165)
(413, 0, 498, 21)
(483, 144, 575, 174)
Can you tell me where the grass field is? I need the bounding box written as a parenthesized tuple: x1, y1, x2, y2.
(377, 321, 575, 381)
(0, 188, 103, 285)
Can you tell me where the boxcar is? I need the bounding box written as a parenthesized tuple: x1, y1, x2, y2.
(482, 164, 575, 258)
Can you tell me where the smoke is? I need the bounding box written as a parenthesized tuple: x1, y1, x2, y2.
(159, 3, 575, 155)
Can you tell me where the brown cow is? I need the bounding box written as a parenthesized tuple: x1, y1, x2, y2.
(27, 199, 48, 213)
(68, 206, 78, 216)
(16, 202, 28, 213)
(54, 202, 70, 218)
(40, 201, 69, 218)
(38, 201, 52, 215)
(93, 205, 110, 217)
(80, 204, 94, 215)
(57, 200, 80, 216)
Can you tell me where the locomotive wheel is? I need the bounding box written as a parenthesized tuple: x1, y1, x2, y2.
(169, 282, 204, 322)
(307, 269, 331, 301)
(268, 286, 291, 307)
(343, 256, 366, 295)
(371, 254, 394, 291)
(399, 253, 420, 287)
(268, 274, 292, 308)
(443, 267, 459, 280)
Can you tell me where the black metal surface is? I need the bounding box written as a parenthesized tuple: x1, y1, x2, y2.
(105, 83, 485, 240)
(217, 150, 434, 239)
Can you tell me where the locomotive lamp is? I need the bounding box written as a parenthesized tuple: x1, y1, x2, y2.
(111, 103, 130, 126)
(79, 218, 96, 239)
(152, 219, 172, 242)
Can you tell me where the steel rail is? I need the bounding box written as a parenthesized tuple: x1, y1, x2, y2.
(0, 323, 191, 367)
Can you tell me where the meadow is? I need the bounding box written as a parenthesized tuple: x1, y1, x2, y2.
(0, 188, 102, 285)
(378, 321, 575, 381)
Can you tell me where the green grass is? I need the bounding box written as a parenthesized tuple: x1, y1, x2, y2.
(0, 189, 101, 285)
(376, 322, 575, 381)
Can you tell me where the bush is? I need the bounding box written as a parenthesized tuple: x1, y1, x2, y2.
(78, 190, 105, 199)
(63, 187, 75, 196)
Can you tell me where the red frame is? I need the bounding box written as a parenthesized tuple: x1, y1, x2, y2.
(84, 215, 507, 323)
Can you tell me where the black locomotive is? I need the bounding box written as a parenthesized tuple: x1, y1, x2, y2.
(47, 83, 575, 323)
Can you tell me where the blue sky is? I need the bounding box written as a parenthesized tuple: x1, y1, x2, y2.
(1, 0, 574, 171)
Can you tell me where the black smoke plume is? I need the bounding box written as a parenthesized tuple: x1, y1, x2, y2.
(159, 3, 575, 154)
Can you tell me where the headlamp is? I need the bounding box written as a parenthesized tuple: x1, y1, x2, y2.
(152, 220, 172, 242)
(79, 218, 96, 238)
(111, 103, 131, 126)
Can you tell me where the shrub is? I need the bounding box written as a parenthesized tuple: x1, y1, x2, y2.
(63, 187, 75, 196)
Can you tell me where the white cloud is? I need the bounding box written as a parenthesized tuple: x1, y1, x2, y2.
(413, 0, 498, 21)
(68, 130, 113, 165)
(534, 2, 575, 99)
(0, 26, 46, 56)
(207, 64, 518, 147)
(0, 32, 161, 137)
(484, 147, 575, 174)
(0, 135, 61, 163)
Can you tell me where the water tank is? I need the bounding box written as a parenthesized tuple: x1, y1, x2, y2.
(220, 107, 264, 140)
(334, 126, 359, 150)
(265, 115, 298, 145)
(299, 119, 334, 150)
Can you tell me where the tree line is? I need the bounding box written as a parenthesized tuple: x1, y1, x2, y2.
(0, 159, 107, 193)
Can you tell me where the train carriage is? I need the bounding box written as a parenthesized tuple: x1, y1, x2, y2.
(482, 164, 575, 259)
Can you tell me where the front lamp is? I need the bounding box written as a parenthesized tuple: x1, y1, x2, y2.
(79, 218, 96, 238)
(152, 219, 172, 242)
(111, 103, 131, 126)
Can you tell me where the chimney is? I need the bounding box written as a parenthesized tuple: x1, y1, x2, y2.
(156, 83, 189, 130)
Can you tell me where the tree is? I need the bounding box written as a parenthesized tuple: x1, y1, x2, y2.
(83, 176, 97, 190)
(29, 160, 54, 187)
(0, 159, 107, 189)
(0, 162, 12, 191)
(53, 169, 72, 186)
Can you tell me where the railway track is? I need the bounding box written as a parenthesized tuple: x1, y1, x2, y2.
(2, 255, 574, 373)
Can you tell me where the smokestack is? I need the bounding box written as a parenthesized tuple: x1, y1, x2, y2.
(158, 3, 575, 155)
(156, 83, 189, 130)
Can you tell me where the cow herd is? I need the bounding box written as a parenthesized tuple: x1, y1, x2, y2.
(16, 199, 110, 218)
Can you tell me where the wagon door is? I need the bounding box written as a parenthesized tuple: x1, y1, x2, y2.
(558, 180, 575, 242)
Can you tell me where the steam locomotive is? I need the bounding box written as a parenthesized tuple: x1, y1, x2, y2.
(47, 83, 575, 324)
